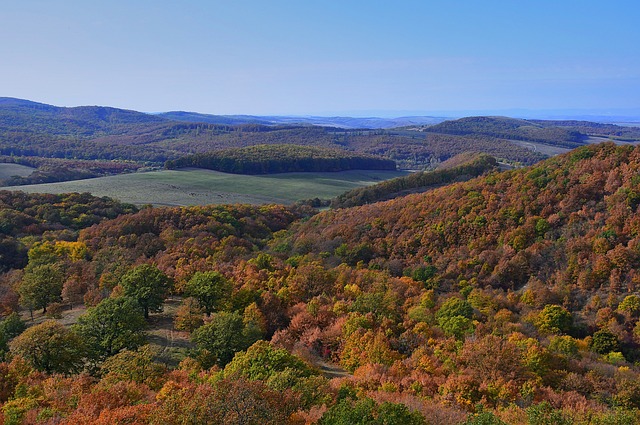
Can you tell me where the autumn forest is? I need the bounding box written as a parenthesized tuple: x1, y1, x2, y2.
(0, 143, 640, 424)
(1, 99, 640, 424)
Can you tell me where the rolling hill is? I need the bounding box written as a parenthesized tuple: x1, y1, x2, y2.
(2, 142, 640, 423)
(1, 97, 639, 200)
(421, 116, 640, 149)
(0, 98, 545, 169)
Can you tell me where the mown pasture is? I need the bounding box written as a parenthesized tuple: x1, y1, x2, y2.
(0, 163, 36, 179)
(1, 167, 409, 206)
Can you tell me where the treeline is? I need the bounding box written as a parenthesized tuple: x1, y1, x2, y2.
(0, 137, 172, 163)
(531, 119, 640, 142)
(347, 132, 546, 167)
(423, 116, 587, 148)
(331, 153, 497, 208)
(0, 156, 144, 186)
(165, 144, 397, 174)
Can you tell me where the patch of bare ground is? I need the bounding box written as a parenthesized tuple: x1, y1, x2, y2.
(292, 345, 351, 379)
(17, 297, 192, 368)
(19, 303, 87, 326)
(146, 296, 193, 367)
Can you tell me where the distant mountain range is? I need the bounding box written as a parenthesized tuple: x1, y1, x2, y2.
(155, 111, 447, 129)
(3, 97, 638, 130)
(1, 96, 639, 171)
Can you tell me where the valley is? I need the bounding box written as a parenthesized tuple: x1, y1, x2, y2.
(2, 99, 640, 424)
(1, 168, 409, 206)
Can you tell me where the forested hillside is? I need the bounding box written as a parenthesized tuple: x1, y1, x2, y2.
(0, 157, 143, 186)
(421, 116, 586, 148)
(331, 153, 497, 208)
(1, 143, 640, 423)
(165, 144, 396, 174)
(0, 99, 545, 168)
(0, 192, 137, 273)
(420, 116, 640, 149)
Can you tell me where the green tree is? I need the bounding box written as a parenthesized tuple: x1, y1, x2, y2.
(536, 305, 573, 334)
(17, 263, 64, 314)
(439, 315, 475, 339)
(223, 340, 316, 381)
(590, 329, 619, 354)
(436, 297, 474, 319)
(191, 311, 262, 367)
(100, 345, 166, 390)
(318, 397, 425, 425)
(436, 297, 475, 338)
(526, 402, 570, 425)
(9, 320, 84, 374)
(73, 296, 146, 362)
(463, 411, 508, 425)
(618, 295, 640, 316)
(0, 312, 26, 360)
(121, 264, 172, 319)
(548, 335, 578, 358)
(185, 271, 232, 316)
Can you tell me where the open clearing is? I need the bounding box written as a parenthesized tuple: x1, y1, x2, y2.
(509, 140, 571, 156)
(1, 168, 409, 206)
(0, 163, 36, 179)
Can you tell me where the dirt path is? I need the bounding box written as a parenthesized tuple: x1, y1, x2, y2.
(299, 350, 351, 379)
(314, 357, 351, 379)
(146, 296, 193, 366)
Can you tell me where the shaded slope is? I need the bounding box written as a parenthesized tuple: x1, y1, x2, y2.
(0, 97, 166, 137)
(331, 152, 497, 208)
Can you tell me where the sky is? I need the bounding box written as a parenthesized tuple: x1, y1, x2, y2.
(1, 1, 639, 117)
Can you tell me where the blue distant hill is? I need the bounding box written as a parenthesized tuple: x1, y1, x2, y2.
(156, 111, 447, 129)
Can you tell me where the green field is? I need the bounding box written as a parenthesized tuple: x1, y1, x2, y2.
(1, 168, 409, 206)
(0, 163, 36, 179)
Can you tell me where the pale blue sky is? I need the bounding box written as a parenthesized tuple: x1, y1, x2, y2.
(1, 1, 638, 116)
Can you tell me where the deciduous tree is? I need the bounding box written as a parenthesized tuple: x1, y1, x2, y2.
(9, 320, 84, 374)
(191, 311, 262, 367)
(185, 271, 232, 316)
(17, 263, 64, 314)
(121, 264, 172, 319)
(74, 296, 146, 363)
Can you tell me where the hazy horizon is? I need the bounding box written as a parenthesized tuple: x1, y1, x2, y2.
(6, 96, 640, 122)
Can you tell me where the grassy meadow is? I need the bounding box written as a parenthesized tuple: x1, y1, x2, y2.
(0, 163, 36, 179)
(1, 168, 409, 206)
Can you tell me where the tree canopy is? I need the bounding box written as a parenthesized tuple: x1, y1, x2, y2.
(9, 321, 84, 374)
(121, 264, 172, 318)
(185, 271, 232, 316)
(74, 296, 147, 362)
(191, 311, 263, 367)
(17, 263, 63, 314)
